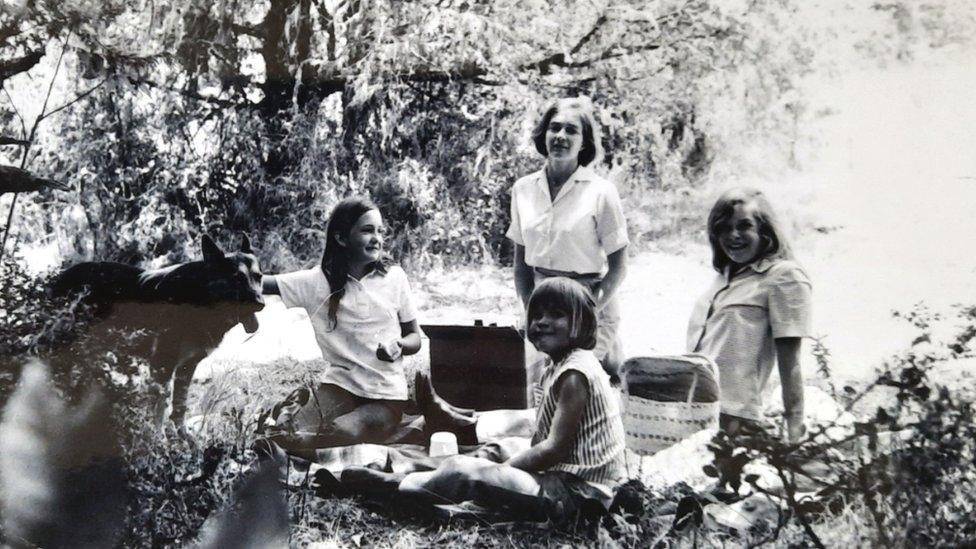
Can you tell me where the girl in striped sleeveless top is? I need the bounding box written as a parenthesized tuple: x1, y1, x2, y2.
(341, 278, 626, 525)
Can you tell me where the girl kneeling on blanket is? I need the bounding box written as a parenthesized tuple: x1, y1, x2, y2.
(350, 277, 627, 523)
(261, 197, 425, 449)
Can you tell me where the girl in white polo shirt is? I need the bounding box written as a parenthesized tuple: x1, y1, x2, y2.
(261, 197, 422, 450)
(687, 188, 812, 442)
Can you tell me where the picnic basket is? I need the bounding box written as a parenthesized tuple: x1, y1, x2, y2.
(620, 354, 721, 456)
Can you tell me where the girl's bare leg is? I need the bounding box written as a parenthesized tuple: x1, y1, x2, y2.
(272, 384, 402, 450)
(399, 456, 541, 507)
(328, 401, 403, 444)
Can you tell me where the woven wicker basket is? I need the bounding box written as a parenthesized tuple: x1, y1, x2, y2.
(621, 355, 721, 456)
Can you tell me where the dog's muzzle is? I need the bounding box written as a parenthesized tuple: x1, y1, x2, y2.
(240, 297, 264, 334)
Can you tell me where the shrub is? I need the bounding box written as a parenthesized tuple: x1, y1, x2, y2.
(703, 303, 976, 547)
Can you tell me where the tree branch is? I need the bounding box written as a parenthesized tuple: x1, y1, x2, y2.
(38, 78, 108, 121)
(569, 14, 608, 56)
(129, 77, 255, 109)
(0, 49, 45, 83)
(28, 33, 70, 146)
(524, 4, 715, 75)
(231, 23, 264, 39)
(0, 136, 28, 146)
(529, 14, 609, 75)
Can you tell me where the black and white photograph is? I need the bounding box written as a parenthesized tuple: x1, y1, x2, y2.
(1, 0, 974, 546)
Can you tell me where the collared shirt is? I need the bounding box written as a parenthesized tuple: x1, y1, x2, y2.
(686, 257, 812, 420)
(506, 166, 629, 274)
(532, 349, 626, 486)
(276, 265, 418, 401)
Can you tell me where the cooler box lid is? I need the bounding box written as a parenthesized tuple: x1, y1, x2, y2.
(422, 323, 528, 411)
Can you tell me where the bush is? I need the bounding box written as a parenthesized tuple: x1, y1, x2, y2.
(702, 303, 976, 547)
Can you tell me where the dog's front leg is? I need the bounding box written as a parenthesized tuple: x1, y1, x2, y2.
(170, 351, 206, 429)
(147, 370, 173, 431)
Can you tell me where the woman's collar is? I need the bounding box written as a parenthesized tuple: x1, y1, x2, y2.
(537, 166, 595, 202)
(724, 256, 778, 279)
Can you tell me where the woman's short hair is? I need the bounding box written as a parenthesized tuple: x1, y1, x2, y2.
(706, 187, 794, 272)
(526, 277, 598, 351)
(531, 97, 603, 167)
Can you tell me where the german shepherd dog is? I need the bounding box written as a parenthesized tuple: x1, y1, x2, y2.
(52, 234, 264, 427)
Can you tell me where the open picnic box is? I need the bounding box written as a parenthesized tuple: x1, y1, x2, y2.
(421, 321, 530, 411)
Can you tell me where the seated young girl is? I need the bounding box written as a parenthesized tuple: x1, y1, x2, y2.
(261, 197, 423, 449)
(344, 277, 627, 524)
(687, 187, 813, 442)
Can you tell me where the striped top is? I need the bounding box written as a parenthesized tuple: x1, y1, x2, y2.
(532, 349, 626, 486)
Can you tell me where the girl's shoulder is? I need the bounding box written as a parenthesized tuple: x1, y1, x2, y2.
(374, 263, 410, 285)
(554, 349, 603, 379)
(512, 169, 545, 190)
(763, 259, 811, 286)
(281, 266, 329, 286)
(576, 165, 611, 184)
(383, 263, 406, 278)
(576, 168, 622, 200)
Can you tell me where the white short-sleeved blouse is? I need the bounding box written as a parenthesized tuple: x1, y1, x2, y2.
(276, 265, 418, 401)
(506, 166, 629, 274)
(687, 258, 813, 420)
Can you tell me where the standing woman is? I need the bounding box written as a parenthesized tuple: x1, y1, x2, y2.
(507, 97, 629, 380)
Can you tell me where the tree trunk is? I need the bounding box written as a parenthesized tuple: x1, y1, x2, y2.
(258, 0, 298, 182)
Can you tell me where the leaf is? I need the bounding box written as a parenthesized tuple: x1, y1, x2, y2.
(702, 464, 719, 478)
(912, 333, 931, 346)
(194, 463, 289, 549)
(0, 360, 126, 549)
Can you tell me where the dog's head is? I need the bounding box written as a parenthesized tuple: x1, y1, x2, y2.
(195, 234, 265, 334)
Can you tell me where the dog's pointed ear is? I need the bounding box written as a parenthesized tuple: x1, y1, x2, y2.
(201, 234, 224, 262)
(241, 233, 253, 254)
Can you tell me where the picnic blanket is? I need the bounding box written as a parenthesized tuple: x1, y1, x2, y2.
(266, 384, 878, 532)
(282, 408, 535, 479)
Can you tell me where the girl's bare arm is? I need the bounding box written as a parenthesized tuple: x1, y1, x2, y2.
(506, 371, 588, 472)
(513, 244, 535, 308)
(776, 337, 805, 442)
(596, 246, 628, 310)
(398, 319, 422, 356)
(261, 275, 280, 295)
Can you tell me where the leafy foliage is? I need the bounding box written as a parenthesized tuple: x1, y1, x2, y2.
(1, 0, 873, 269)
(704, 304, 976, 547)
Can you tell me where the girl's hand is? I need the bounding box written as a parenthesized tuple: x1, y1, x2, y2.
(787, 419, 806, 443)
(376, 339, 403, 362)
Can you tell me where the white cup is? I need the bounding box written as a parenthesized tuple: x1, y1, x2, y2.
(429, 431, 459, 457)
